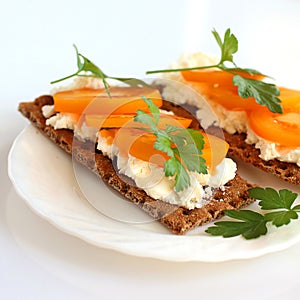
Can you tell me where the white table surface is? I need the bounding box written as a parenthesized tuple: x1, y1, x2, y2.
(1, 0, 300, 299)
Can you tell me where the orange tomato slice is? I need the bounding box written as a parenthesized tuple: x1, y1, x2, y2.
(181, 69, 264, 91)
(202, 134, 229, 170)
(181, 70, 265, 111)
(248, 107, 300, 147)
(100, 128, 229, 170)
(247, 87, 300, 147)
(85, 113, 192, 129)
(278, 87, 300, 112)
(126, 132, 169, 167)
(53, 87, 162, 115)
(196, 83, 261, 111)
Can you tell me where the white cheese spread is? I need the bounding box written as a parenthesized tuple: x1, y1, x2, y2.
(196, 101, 248, 134)
(50, 76, 104, 94)
(246, 127, 300, 166)
(42, 105, 56, 118)
(44, 107, 98, 141)
(46, 112, 75, 130)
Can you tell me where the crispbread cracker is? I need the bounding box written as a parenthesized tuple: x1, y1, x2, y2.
(223, 131, 300, 185)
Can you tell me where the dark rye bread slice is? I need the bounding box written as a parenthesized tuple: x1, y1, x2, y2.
(223, 131, 300, 185)
(18, 95, 255, 235)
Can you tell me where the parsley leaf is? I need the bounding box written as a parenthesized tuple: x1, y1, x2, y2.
(146, 28, 283, 114)
(206, 187, 300, 239)
(264, 211, 298, 227)
(155, 132, 174, 157)
(206, 210, 267, 239)
(164, 157, 179, 177)
(174, 163, 191, 192)
(233, 75, 282, 113)
(226, 67, 265, 76)
(212, 28, 238, 65)
(135, 110, 157, 131)
(293, 204, 300, 212)
(248, 187, 298, 210)
(133, 97, 207, 192)
(110, 77, 151, 88)
(51, 44, 150, 97)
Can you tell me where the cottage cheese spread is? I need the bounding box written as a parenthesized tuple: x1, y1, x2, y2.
(44, 106, 98, 141)
(50, 76, 105, 94)
(246, 127, 300, 166)
(158, 52, 217, 107)
(46, 111, 75, 130)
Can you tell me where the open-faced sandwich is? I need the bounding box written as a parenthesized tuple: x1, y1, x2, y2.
(18, 31, 300, 239)
(18, 44, 258, 235)
(150, 29, 300, 185)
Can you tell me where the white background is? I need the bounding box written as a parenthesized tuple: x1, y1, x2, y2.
(1, 0, 300, 299)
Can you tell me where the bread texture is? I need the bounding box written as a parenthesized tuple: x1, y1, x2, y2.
(223, 131, 300, 185)
(18, 95, 255, 234)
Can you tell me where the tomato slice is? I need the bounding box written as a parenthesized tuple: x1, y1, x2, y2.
(248, 107, 300, 147)
(53, 87, 162, 115)
(182, 70, 264, 87)
(279, 87, 300, 112)
(181, 70, 266, 111)
(126, 132, 169, 167)
(101, 128, 229, 170)
(196, 83, 261, 111)
(203, 85, 300, 113)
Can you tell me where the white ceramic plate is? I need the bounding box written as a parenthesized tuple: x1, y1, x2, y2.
(8, 125, 300, 262)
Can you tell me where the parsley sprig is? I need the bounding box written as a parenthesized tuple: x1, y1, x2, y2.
(206, 187, 300, 239)
(146, 28, 282, 114)
(51, 45, 149, 96)
(134, 97, 207, 192)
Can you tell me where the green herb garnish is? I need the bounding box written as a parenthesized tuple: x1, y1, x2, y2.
(134, 97, 207, 192)
(146, 28, 282, 114)
(206, 187, 300, 239)
(51, 44, 149, 96)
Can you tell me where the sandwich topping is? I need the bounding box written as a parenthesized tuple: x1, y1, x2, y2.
(19, 30, 300, 238)
(42, 78, 237, 209)
(158, 53, 300, 166)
